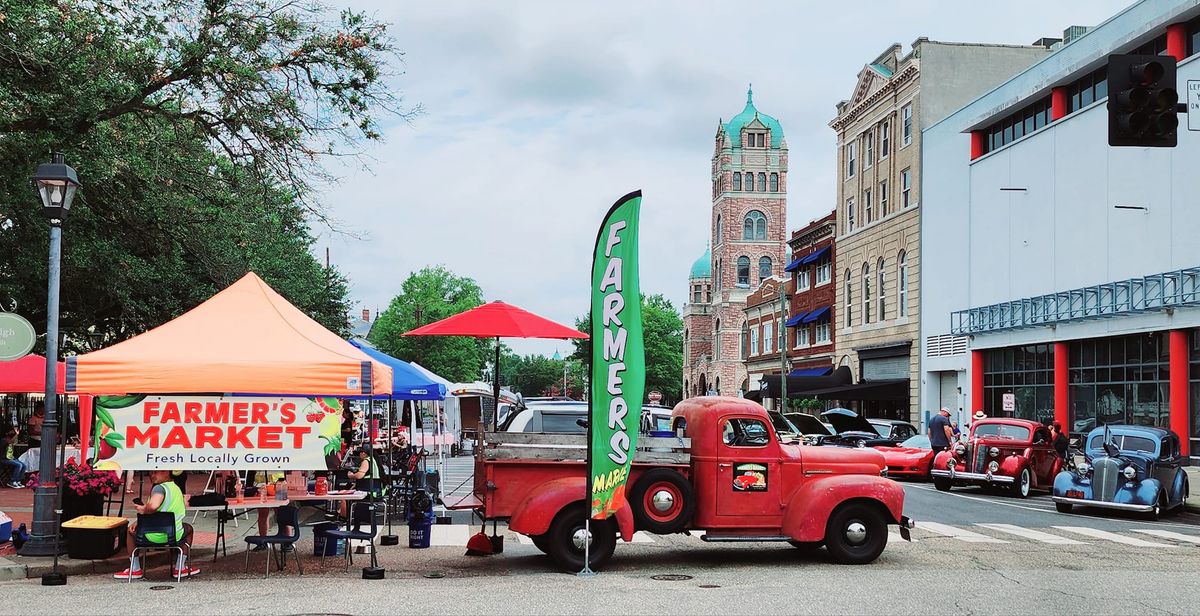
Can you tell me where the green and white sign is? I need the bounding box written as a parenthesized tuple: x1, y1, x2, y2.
(588, 190, 645, 519)
(0, 313, 36, 361)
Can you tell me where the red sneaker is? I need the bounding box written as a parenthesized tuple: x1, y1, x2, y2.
(171, 565, 201, 578)
(113, 568, 143, 580)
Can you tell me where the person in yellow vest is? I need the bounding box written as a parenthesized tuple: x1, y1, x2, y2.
(114, 469, 199, 580)
(340, 446, 382, 517)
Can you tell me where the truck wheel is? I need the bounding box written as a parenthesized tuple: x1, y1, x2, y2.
(629, 468, 695, 534)
(823, 502, 888, 565)
(933, 477, 951, 492)
(1055, 502, 1073, 514)
(531, 533, 551, 555)
(1009, 468, 1031, 498)
(546, 503, 616, 572)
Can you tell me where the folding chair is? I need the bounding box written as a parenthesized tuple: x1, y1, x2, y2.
(321, 502, 378, 570)
(244, 506, 303, 578)
(129, 512, 185, 583)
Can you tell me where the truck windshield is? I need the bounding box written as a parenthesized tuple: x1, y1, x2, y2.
(972, 424, 1030, 441)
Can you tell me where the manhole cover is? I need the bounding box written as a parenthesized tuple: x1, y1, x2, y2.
(699, 584, 720, 589)
(423, 571, 445, 579)
(650, 574, 693, 582)
(149, 585, 174, 591)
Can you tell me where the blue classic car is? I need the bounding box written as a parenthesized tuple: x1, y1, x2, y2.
(1051, 425, 1190, 519)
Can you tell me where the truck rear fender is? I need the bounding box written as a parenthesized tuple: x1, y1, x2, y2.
(507, 476, 634, 542)
(781, 475, 904, 542)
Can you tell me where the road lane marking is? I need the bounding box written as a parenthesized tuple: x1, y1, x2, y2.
(975, 524, 1085, 545)
(906, 484, 1062, 515)
(917, 521, 1007, 543)
(1052, 526, 1176, 547)
(1130, 529, 1200, 545)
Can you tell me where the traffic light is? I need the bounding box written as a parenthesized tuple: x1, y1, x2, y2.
(1107, 54, 1179, 147)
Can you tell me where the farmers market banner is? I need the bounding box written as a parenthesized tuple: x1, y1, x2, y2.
(588, 190, 645, 519)
(91, 394, 346, 471)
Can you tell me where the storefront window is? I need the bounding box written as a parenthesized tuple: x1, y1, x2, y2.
(1069, 333, 1170, 435)
(1190, 330, 1200, 446)
(983, 344, 1054, 422)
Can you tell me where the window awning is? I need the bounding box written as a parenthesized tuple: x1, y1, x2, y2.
(789, 367, 832, 377)
(784, 312, 808, 327)
(784, 257, 805, 272)
(804, 379, 909, 402)
(801, 306, 831, 323)
(799, 245, 831, 265)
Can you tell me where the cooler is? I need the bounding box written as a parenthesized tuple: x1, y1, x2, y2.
(0, 512, 11, 544)
(61, 515, 128, 560)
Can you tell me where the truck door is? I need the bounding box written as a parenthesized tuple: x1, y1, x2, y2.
(715, 416, 783, 523)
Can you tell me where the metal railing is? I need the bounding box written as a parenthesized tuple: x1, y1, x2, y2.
(950, 267, 1200, 335)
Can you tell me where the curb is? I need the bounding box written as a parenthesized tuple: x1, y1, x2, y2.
(0, 557, 28, 582)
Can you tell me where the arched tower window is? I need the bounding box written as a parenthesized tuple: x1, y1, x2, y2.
(769, 173, 779, 192)
(743, 210, 767, 240)
(758, 256, 772, 282)
(732, 173, 741, 191)
(757, 172, 766, 191)
(714, 318, 721, 360)
(736, 256, 750, 286)
(741, 321, 750, 360)
(715, 214, 723, 245)
(744, 171, 753, 192)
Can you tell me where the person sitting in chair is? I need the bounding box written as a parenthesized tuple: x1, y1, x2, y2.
(114, 469, 199, 580)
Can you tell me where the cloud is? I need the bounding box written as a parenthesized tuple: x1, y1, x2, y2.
(318, 0, 1133, 356)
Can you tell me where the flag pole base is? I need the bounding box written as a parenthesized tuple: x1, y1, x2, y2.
(380, 535, 399, 546)
(41, 571, 67, 586)
(576, 566, 596, 577)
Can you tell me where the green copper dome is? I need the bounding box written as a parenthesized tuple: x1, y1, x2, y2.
(724, 85, 784, 148)
(689, 247, 711, 279)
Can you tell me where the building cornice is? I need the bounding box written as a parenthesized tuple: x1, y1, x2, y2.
(829, 63, 919, 132)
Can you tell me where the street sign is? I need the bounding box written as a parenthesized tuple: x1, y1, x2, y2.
(0, 313, 36, 361)
(1188, 80, 1200, 131)
(1001, 393, 1015, 412)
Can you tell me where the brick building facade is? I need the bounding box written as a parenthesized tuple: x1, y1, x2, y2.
(683, 87, 788, 398)
(784, 212, 837, 374)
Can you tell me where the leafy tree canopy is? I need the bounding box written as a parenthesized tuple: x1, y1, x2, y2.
(570, 293, 684, 405)
(368, 266, 488, 383)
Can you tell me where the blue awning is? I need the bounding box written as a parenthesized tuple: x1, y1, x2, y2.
(789, 367, 832, 377)
(784, 257, 805, 272)
(799, 245, 831, 265)
(801, 306, 831, 324)
(349, 339, 447, 400)
(785, 312, 808, 327)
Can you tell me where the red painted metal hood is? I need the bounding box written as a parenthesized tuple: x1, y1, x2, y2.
(796, 443, 885, 476)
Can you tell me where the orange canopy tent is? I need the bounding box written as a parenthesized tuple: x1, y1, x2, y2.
(65, 272, 392, 397)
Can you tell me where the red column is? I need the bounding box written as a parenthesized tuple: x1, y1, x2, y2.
(970, 130, 985, 160)
(1054, 342, 1069, 438)
(1169, 330, 1190, 457)
(1167, 23, 1188, 62)
(971, 350, 985, 415)
(1051, 86, 1069, 120)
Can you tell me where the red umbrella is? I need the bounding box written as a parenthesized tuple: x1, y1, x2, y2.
(403, 300, 587, 427)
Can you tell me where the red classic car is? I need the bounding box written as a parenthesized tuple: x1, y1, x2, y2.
(874, 435, 935, 480)
(931, 418, 1062, 498)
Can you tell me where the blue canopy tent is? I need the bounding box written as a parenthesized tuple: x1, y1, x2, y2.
(348, 339, 445, 400)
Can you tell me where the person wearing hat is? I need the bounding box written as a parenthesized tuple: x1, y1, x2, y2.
(973, 410, 987, 421)
(927, 408, 955, 455)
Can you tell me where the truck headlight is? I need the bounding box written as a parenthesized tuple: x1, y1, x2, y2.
(954, 444, 966, 455)
(1077, 462, 1091, 476)
(988, 461, 999, 473)
(989, 447, 1000, 457)
(1122, 466, 1137, 480)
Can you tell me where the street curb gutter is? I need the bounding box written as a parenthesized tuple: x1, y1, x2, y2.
(0, 557, 28, 581)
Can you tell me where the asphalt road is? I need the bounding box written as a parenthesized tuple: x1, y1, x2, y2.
(3, 473, 1199, 615)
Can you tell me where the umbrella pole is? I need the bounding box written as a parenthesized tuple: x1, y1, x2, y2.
(493, 337, 501, 432)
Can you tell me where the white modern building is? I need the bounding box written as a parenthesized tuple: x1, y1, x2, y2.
(921, 0, 1200, 459)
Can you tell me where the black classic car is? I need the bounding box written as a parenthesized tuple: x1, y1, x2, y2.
(816, 408, 918, 448)
(1052, 425, 1190, 519)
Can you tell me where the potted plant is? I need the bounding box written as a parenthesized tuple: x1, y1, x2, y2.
(60, 459, 122, 522)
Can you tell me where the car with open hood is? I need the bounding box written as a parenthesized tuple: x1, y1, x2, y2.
(819, 408, 917, 448)
(1051, 425, 1189, 519)
(874, 435, 935, 480)
(931, 418, 1062, 498)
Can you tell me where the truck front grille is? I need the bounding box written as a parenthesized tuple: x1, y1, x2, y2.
(1092, 457, 1120, 502)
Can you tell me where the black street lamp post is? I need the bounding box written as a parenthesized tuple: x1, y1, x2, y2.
(18, 153, 80, 586)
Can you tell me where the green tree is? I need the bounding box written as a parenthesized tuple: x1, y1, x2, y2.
(369, 266, 487, 383)
(0, 0, 410, 350)
(570, 293, 684, 405)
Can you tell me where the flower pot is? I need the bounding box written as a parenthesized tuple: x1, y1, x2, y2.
(61, 492, 104, 523)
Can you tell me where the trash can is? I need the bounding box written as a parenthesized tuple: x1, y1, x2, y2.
(313, 522, 343, 557)
(407, 490, 434, 549)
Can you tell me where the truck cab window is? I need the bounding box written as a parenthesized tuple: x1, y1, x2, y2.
(723, 418, 770, 447)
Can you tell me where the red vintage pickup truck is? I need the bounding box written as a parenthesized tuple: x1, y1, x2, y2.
(456, 396, 913, 571)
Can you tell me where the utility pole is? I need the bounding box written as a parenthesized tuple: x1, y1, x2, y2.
(779, 285, 789, 411)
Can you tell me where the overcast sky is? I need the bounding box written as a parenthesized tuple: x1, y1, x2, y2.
(318, 0, 1132, 358)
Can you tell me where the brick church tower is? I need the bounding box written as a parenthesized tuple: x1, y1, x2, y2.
(683, 87, 788, 397)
